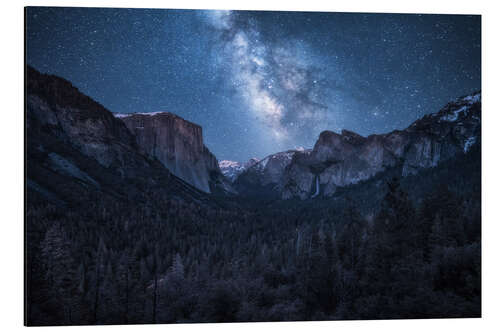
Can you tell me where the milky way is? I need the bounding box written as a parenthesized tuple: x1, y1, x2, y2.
(203, 10, 330, 147)
(26, 7, 481, 162)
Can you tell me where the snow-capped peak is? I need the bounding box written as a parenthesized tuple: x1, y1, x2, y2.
(462, 92, 481, 104)
(441, 106, 468, 122)
(219, 160, 241, 169)
(219, 159, 260, 182)
(436, 92, 481, 122)
(113, 111, 170, 118)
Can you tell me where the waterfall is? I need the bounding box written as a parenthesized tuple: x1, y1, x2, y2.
(311, 175, 320, 198)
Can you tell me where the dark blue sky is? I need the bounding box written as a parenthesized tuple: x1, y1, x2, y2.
(26, 7, 481, 162)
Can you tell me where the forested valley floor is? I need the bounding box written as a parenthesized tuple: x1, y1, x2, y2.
(26, 148, 481, 325)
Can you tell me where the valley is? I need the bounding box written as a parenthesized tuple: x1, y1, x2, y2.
(25, 66, 481, 325)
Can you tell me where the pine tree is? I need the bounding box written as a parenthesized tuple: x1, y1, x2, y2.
(92, 237, 107, 324)
(40, 223, 78, 324)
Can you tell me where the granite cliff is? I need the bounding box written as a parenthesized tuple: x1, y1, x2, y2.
(115, 112, 229, 193)
(26, 65, 480, 202)
(26, 66, 211, 204)
(233, 92, 481, 200)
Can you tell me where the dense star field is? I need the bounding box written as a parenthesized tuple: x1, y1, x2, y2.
(26, 7, 480, 161)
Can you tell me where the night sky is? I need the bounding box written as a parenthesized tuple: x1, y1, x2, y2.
(26, 7, 481, 162)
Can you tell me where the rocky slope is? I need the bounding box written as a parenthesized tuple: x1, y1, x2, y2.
(234, 149, 310, 197)
(219, 158, 260, 182)
(26, 66, 210, 205)
(26, 65, 480, 202)
(236, 92, 481, 200)
(115, 112, 230, 193)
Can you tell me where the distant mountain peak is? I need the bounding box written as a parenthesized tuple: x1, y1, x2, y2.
(219, 158, 260, 182)
(234, 91, 481, 200)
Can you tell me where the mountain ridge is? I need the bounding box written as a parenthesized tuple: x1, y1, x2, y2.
(26, 65, 480, 202)
(231, 91, 481, 199)
(26, 65, 213, 206)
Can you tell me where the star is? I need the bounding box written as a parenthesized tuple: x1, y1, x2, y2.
(26, 7, 481, 162)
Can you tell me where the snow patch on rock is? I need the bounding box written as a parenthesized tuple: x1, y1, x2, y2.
(441, 106, 468, 122)
(464, 136, 477, 153)
(463, 92, 481, 104)
(114, 111, 169, 118)
(219, 158, 261, 182)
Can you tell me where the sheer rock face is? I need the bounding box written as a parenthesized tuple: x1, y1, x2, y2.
(116, 113, 225, 193)
(237, 92, 481, 200)
(27, 66, 229, 196)
(26, 65, 480, 200)
(26, 66, 215, 205)
(280, 132, 395, 200)
(282, 92, 481, 199)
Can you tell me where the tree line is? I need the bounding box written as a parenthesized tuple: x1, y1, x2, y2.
(26, 172, 480, 325)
